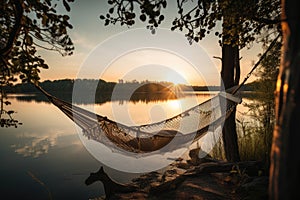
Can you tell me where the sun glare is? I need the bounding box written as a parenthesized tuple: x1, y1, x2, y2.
(167, 83, 184, 97)
(168, 100, 181, 111)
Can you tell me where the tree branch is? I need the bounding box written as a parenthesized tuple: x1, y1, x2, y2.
(0, 0, 23, 56)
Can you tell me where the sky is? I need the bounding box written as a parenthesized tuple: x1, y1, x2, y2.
(38, 0, 261, 86)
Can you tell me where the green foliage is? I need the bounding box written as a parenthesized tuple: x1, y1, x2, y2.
(255, 40, 281, 92)
(0, 0, 74, 127)
(0, 0, 74, 85)
(237, 39, 281, 170)
(0, 88, 22, 128)
(100, 0, 281, 48)
(180, 0, 280, 47)
(99, 0, 167, 30)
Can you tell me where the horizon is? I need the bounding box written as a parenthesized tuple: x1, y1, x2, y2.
(16, 77, 222, 87)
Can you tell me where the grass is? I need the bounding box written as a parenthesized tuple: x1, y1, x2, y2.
(209, 106, 274, 174)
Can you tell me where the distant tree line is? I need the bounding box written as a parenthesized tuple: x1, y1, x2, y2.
(5, 79, 223, 104)
(4, 79, 114, 94)
(4, 79, 227, 94)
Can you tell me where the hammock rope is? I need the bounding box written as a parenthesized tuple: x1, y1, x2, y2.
(33, 34, 280, 155)
(232, 34, 280, 95)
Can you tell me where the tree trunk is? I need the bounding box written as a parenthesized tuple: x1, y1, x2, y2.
(269, 0, 300, 199)
(220, 44, 241, 162)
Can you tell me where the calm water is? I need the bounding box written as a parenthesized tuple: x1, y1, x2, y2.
(0, 91, 243, 199)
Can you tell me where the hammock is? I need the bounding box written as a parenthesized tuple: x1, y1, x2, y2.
(34, 34, 279, 156)
(35, 84, 240, 155)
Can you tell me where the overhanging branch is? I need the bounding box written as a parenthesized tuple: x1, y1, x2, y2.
(0, 0, 23, 56)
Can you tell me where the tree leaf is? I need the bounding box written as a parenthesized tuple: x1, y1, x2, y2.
(7, 111, 14, 115)
(25, 35, 33, 45)
(45, 0, 51, 6)
(63, 0, 71, 12)
(16, 41, 21, 46)
(42, 14, 48, 25)
(159, 15, 164, 21)
(35, 32, 43, 40)
(162, 1, 167, 8)
(140, 14, 146, 21)
(4, 101, 11, 105)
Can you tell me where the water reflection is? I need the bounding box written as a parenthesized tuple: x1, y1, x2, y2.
(5, 92, 213, 160)
(0, 98, 103, 199)
(3, 98, 79, 159)
(11, 91, 213, 105)
(11, 130, 62, 158)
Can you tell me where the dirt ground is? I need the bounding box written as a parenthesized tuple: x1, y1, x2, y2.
(93, 153, 269, 200)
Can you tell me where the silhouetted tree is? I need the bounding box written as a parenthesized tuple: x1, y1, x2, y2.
(0, 0, 74, 127)
(100, 0, 281, 162)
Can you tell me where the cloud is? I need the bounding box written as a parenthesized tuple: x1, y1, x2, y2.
(71, 32, 95, 51)
(11, 130, 81, 158)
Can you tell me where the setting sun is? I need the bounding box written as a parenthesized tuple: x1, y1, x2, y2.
(167, 100, 181, 111)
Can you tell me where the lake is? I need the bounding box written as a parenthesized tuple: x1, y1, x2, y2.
(0, 91, 249, 199)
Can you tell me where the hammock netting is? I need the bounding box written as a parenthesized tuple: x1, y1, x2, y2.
(36, 85, 241, 156)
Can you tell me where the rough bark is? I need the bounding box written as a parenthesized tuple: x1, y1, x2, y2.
(269, 0, 300, 199)
(221, 44, 241, 162)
